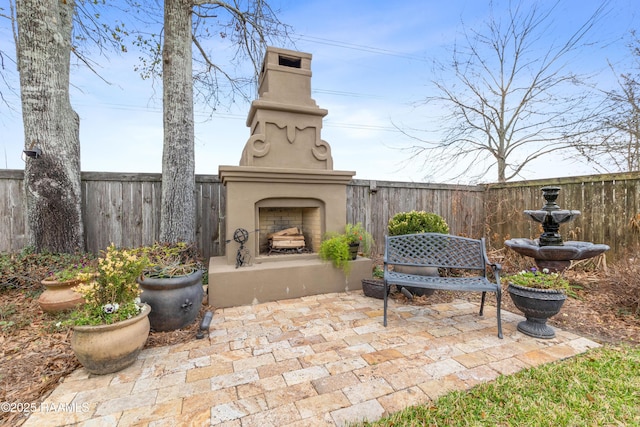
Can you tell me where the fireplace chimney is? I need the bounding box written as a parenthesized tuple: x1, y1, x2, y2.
(240, 47, 333, 170)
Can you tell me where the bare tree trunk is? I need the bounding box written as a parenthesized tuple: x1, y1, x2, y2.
(16, 0, 84, 253)
(159, 0, 196, 244)
(497, 159, 506, 183)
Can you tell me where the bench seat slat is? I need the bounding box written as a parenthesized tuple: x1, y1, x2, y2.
(385, 272, 498, 292)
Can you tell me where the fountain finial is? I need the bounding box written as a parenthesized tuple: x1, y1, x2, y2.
(523, 186, 580, 246)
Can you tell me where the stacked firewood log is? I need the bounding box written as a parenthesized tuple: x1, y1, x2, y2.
(267, 227, 306, 250)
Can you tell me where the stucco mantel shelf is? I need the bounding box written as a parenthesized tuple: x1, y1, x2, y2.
(219, 166, 355, 184)
(246, 100, 328, 125)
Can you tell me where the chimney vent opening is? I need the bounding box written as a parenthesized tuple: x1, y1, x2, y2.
(278, 55, 301, 68)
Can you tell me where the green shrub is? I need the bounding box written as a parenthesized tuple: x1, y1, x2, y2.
(318, 235, 352, 275)
(136, 242, 201, 278)
(387, 210, 449, 236)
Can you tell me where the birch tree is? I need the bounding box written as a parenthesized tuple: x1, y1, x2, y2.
(405, 1, 608, 183)
(13, 0, 128, 253)
(15, 0, 83, 253)
(154, 0, 287, 243)
(160, 0, 195, 243)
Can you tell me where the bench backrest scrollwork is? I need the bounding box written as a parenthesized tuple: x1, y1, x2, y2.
(384, 233, 488, 273)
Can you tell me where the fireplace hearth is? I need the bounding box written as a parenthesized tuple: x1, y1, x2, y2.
(209, 47, 371, 308)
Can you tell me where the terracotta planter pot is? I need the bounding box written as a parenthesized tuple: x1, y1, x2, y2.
(507, 283, 567, 339)
(137, 270, 204, 332)
(71, 303, 151, 375)
(38, 278, 85, 313)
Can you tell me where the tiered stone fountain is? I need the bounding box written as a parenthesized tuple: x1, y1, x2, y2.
(504, 186, 610, 272)
(504, 186, 610, 338)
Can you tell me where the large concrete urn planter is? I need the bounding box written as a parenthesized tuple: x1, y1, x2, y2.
(71, 303, 150, 375)
(38, 278, 85, 313)
(137, 270, 203, 332)
(507, 283, 567, 339)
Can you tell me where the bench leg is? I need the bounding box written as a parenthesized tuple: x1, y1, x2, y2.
(479, 292, 486, 316)
(496, 289, 503, 339)
(383, 281, 388, 327)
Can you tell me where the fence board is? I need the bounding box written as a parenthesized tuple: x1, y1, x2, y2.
(2, 170, 640, 261)
(0, 171, 27, 250)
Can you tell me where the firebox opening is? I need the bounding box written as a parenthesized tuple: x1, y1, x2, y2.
(257, 199, 323, 255)
(278, 55, 301, 68)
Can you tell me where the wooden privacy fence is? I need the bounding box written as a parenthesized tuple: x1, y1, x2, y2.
(0, 171, 226, 260)
(346, 180, 485, 256)
(2, 169, 640, 261)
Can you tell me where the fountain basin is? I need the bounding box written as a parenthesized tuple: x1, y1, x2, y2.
(504, 238, 610, 272)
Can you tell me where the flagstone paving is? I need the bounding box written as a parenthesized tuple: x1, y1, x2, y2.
(23, 292, 600, 426)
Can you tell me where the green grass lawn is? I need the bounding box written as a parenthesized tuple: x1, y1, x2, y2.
(357, 345, 640, 427)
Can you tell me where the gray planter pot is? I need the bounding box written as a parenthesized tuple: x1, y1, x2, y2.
(137, 269, 204, 332)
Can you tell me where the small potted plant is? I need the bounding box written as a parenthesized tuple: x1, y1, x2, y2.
(68, 244, 151, 375)
(344, 222, 374, 259)
(136, 242, 204, 332)
(387, 210, 449, 297)
(39, 257, 96, 313)
(503, 267, 571, 339)
(319, 223, 374, 275)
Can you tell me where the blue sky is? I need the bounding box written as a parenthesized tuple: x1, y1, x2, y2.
(1, 0, 638, 183)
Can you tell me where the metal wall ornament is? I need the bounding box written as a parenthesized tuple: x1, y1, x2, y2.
(232, 228, 252, 268)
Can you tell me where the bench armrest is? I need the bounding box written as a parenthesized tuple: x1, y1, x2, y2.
(488, 262, 502, 285)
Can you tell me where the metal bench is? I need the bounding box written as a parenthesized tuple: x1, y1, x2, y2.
(383, 233, 503, 338)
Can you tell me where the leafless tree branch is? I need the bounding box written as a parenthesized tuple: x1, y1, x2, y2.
(401, 1, 611, 183)
(576, 31, 640, 172)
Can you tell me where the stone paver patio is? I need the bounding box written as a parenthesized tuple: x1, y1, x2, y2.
(24, 291, 600, 426)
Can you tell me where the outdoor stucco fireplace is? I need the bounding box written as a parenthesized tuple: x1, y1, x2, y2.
(208, 47, 371, 308)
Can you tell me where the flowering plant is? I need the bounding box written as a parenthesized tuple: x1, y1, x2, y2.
(70, 244, 149, 326)
(504, 268, 571, 292)
(344, 222, 373, 256)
